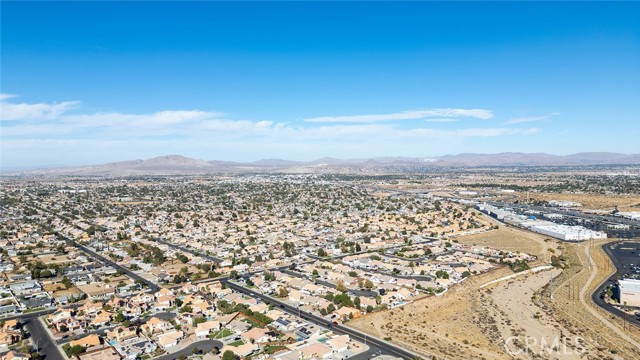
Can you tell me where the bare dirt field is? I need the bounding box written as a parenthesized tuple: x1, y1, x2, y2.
(454, 224, 556, 265)
(350, 266, 513, 359)
(521, 192, 640, 211)
(351, 229, 640, 360)
(534, 241, 640, 359)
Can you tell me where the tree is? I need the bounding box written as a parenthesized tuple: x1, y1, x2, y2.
(115, 312, 126, 323)
(363, 279, 374, 290)
(327, 303, 336, 313)
(63, 344, 86, 357)
(277, 286, 289, 298)
(336, 280, 347, 293)
(179, 305, 193, 313)
(222, 350, 236, 360)
(354, 297, 361, 309)
(61, 276, 73, 289)
(366, 305, 374, 313)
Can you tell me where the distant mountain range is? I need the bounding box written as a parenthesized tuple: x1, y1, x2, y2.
(6, 152, 640, 176)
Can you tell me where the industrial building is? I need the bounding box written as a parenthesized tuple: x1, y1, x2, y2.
(476, 203, 607, 241)
(528, 224, 607, 241)
(619, 279, 640, 308)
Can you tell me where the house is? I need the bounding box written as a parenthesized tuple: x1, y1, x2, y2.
(113, 339, 156, 360)
(195, 321, 220, 339)
(153, 295, 173, 311)
(9, 281, 40, 295)
(1, 351, 30, 360)
(223, 343, 259, 358)
(106, 326, 138, 344)
(77, 347, 122, 360)
(156, 330, 184, 349)
(141, 317, 173, 335)
(240, 327, 271, 343)
(332, 306, 364, 320)
(298, 342, 332, 359)
(70, 334, 102, 348)
(327, 335, 350, 352)
(91, 311, 113, 328)
(0, 330, 21, 352)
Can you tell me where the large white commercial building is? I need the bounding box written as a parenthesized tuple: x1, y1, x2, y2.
(476, 203, 607, 241)
(619, 279, 640, 308)
(528, 224, 607, 241)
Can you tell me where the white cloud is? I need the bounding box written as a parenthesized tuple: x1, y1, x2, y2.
(2, 95, 543, 167)
(255, 120, 273, 128)
(304, 108, 493, 123)
(65, 110, 221, 127)
(0, 95, 80, 121)
(425, 118, 459, 123)
(0, 93, 18, 101)
(506, 112, 560, 125)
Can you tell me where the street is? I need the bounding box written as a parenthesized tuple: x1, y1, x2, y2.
(24, 317, 65, 360)
(222, 279, 426, 360)
(592, 241, 640, 327)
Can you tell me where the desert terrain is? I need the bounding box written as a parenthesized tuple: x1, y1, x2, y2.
(521, 192, 640, 211)
(350, 225, 640, 360)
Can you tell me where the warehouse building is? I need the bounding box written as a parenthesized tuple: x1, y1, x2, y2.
(619, 279, 640, 308)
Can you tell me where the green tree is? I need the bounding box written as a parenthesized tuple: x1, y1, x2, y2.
(336, 280, 347, 293)
(222, 350, 236, 360)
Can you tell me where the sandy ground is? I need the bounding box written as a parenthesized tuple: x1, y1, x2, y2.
(520, 192, 640, 211)
(535, 241, 640, 360)
(455, 222, 557, 265)
(350, 227, 640, 360)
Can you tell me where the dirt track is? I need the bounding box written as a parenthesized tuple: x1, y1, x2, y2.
(350, 229, 640, 360)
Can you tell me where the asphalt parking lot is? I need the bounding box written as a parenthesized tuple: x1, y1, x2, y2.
(592, 241, 640, 327)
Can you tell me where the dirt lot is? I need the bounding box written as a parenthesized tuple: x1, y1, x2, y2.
(350, 267, 513, 359)
(454, 223, 556, 265)
(350, 229, 640, 359)
(534, 241, 640, 359)
(521, 192, 640, 211)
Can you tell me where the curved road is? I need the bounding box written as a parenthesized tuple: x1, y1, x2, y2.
(154, 339, 224, 360)
(583, 241, 640, 349)
(591, 242, 640, 327)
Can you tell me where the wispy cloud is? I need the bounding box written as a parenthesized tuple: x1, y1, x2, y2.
(304, 108, 493, 123)
(505, 112, 560, 125)
(424, 118, 459, 123)
(2, 95, 542, 166)
(0, 94, 80, 121)
(0, 93, 18, 101)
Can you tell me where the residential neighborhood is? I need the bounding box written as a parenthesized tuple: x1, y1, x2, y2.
(0, 175, 537, 360)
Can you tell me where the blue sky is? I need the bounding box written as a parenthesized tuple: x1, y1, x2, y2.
(1, 1, 639, 168)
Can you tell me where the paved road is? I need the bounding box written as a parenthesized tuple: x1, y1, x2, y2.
(153, 339, 224, 360)
(155, 237, 223, 264)
(31, 204, 161, 292)
(54, 231, 161, 293)
(592, 241, 640, 327)
(222, 279, 426, 360)
(24, 317, 65, 360)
